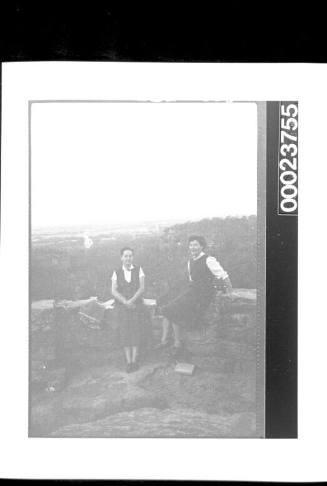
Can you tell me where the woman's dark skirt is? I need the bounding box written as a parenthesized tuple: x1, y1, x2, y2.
(159, 284, 214, 327)
(116, 302, 148, 347)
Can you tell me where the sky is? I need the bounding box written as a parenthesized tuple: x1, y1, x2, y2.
(31, 101, 257, 229)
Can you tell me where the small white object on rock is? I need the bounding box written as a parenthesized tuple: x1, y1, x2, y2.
(174, 362, 195, 376)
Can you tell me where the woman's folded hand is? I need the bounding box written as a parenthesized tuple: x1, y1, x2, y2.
(125, 300, 136, 309)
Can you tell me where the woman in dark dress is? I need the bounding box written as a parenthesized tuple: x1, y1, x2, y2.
(111, 247, 145, 372)
(157, 235, 233, 356)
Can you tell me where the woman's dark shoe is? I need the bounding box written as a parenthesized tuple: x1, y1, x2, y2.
(131, 361, 139, 372)
(126, 363, 133, 373)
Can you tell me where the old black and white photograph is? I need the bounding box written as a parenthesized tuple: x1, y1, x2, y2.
(29, 101, 265, 438)
(7, 55, 327, 482)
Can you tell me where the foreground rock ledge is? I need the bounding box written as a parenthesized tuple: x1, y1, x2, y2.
(51, 407, 256, 438)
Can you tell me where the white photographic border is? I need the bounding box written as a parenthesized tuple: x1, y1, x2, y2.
(0, 62, 326, 481)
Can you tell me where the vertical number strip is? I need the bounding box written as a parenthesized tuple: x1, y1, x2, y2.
(278, 102, 298, 215)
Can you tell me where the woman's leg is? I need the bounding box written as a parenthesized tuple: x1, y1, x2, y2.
(131, 346, 140, 371)
(161, 317, 171, 344)
(155, 317, 171, 348)
(131, 346, 138, 363)
(124, 347, 132, 364)
(171, 322, 182, 348)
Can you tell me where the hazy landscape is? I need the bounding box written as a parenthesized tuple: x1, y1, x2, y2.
(31, 215, 257, 301)
(30, 215, 260, 437)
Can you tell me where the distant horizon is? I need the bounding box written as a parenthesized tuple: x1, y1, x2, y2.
(32, 213, 257, 234)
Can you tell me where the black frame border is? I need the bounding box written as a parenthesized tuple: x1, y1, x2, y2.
(265, 101, 298, 438)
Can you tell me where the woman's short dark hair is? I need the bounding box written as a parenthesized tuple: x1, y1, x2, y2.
(188, 235, 207, 249)
(120, 246, 134, 256)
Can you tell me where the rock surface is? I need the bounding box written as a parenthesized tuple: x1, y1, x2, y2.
(30, 289, 259, 438)
(52, 408, 256, 438)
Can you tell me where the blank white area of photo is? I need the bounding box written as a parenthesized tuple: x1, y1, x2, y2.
(31, 101, 257, 229)
(0, 62, 326, 482)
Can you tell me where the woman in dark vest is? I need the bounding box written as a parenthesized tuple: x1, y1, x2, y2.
(157, 235, 233, 355)
(111, 247, 145, 372)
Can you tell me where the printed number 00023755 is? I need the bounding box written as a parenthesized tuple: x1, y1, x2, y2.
(279, 103, 298, 214)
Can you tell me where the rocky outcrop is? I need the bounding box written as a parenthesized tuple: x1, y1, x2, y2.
(30, 363, 167, 436)
(52, 408, 256, 438)
(30, 289, 258, 438)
